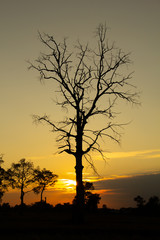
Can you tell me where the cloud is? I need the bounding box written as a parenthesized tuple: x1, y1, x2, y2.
(94, 171, 160, 192)
(26, 149, 160, 164)
(100, 149, 160, 160)
(93, 172, 160, 208)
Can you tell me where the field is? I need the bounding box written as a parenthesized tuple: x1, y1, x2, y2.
(0, 209, 160, 240)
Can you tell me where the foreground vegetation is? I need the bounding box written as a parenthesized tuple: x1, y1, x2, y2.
(1, 156, 160, 239)
(0, 202, 160, 240)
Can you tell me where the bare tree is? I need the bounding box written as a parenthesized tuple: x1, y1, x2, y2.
(33, 168, 58, 203)
(29, 24, 139, 220)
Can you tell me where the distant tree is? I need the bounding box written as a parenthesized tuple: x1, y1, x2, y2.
(146, 196, 160, 210)
(134, 195, 146, 208)
(73, 181, 101, 211)
(8, 159, 34, 206)
(102, 204, 107, 209)
(1, 202, 10, 210)
(0, 154, 4, 166)
(0, 155, 8, 203)
(84, 181, 94, 193)
(33, 168, 58, 203)
(29, 23, 139, 221)
(31, 201, 53, 210)
(86, 193, 101, 211)
(73, 181, 93, 205)
(83, 182, 101, 211)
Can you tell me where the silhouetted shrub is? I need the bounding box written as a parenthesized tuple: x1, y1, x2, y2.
(145, 196, 160, 215)
(54, 202, 73, 212)
(134, 195, 146, 208)
(1, 202, 10, 209)
(30, 201, 53, 211)
(85, 193, 101, 212)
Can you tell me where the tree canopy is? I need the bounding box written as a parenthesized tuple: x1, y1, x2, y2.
(33, 168, 58, 202)
(8, 159, 34, 206)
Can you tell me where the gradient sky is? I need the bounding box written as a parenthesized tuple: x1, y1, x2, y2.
(1, 0, 160, 208)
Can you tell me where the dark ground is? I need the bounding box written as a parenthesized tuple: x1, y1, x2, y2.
(0, 209, 160, 240)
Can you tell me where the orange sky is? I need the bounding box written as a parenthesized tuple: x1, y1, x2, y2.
(1, 0, 160, 208)
(3, 171, 160, 209)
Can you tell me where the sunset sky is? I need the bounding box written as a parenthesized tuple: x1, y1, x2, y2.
(1, 0, 160, 209)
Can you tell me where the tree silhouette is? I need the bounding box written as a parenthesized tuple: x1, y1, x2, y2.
(0, 155, 7, 203)
(84, 181, 95, 193)
(8, 159, 34, 206)
(83, 181, 101, 211)
(73, 181, 94, 205)
(73, 181, 101, 211)
(134, 195, 146, 208)
(29, 23, 139, 221)
(146, 196, 160, 212)
(33, 167, 58, 203)
(86, 193, 101, 211)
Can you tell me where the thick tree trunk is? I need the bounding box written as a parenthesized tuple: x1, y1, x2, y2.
(74, 119, 85, 222)
(75, 155, 84, 207)
(74, 154, 84, 223)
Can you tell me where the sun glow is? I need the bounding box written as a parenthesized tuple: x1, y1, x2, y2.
(54, 179, 76, 192)
(62, 179, 76, 188)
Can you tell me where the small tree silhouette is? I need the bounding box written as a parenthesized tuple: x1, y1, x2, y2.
(85, 193, 101, 211)
(134, 195, 146, 208)
(73, 181, 101, 211)
(0, 155, 8, 204)
(33, 167, 58, 203)
(84, 182, 101, 211)
(146, 196, 160, 210)
(8, 159, 34, 206)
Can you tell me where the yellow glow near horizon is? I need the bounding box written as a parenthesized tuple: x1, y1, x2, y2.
(54, 179, 76, 192)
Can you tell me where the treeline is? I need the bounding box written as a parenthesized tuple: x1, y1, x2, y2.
(0, 155, 101, 211)
(108, 195, 160, 216)
(133, 195, 160, 215)
(0, 155, 58, 206)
